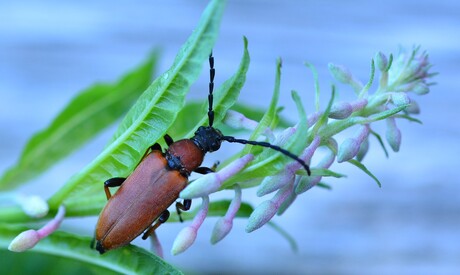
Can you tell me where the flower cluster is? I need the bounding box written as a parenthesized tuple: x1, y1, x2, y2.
(7, 47, 434, 257)
(171, 46, 434, 254)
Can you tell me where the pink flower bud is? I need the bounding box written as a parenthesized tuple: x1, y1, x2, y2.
(337, 125, 370, 163)
(211, 185, 241, 244)
(8, 230, 40, 252)
(180, 154, 253, 199)
(8, 205, 65, 252)
(350, 99, 368, 112)
(223, 110, 259, 131)
(246, 183, 293, 233)
(296, 149, 335, 194)
(171, 196, 209, 255)
(329, 101, 353, 119)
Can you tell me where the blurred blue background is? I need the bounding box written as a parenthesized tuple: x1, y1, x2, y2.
(1, 0, 459, 274)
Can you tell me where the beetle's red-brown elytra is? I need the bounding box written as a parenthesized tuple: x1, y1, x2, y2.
(95, 151, 188, 252)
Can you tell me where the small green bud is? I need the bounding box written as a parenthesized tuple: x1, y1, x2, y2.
(328, 63, 353, 83)
(386, 118, 401, 152)
(356, 138, 369, 162)
(413, 82, 429, 95)
(375, 52, 388, 71)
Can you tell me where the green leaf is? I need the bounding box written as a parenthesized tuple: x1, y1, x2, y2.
(347, 159, 382, 187)
(267, 221, 298, 252)
(304, 62, 320, 111)
(241, 58, 282, 156)
(310, 85, 335, 141)
(370, 129, 389, 158)
(308, 168, 346, 178)
(47, 0, 227, 212)
(0, 224, 182, 274)
(316, 182, 332, 189)
(0, 52, 158, 191)
(397, 113, 423, 124)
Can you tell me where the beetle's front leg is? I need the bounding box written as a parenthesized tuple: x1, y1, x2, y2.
(142, 210, 170, 240)
(104, 177, 126, 200)
(176, 199, 192, 223)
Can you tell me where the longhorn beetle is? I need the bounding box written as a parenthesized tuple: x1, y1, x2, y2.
(93, 53, 311, 254)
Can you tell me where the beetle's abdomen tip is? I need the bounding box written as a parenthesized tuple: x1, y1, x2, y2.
(95, 241, 106, 254)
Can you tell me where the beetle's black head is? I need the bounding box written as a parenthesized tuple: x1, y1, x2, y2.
(191, 126, 223, 153)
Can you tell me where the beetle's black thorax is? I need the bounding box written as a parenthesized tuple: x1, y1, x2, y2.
(191, 126, 223, 153)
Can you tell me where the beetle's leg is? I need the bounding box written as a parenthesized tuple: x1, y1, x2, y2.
(142, 210, 170, 240)
(194, 167, 214, 174)
(104, 177, 126, 200)
(150, 143, 162, 152)
(194, 161, 219, 174)
(164, 134, 174, 147)
(136, 143, 162, 167)
(176, 199, 192, 223)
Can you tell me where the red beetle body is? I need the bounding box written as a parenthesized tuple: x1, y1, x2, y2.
(94, 130, 221, 254)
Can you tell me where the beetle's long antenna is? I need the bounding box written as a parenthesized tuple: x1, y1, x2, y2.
(221, 136, 311, 176)
(208, 52, 215, 127)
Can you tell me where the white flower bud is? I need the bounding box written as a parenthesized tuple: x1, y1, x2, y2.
(8, 230, 40, 252)
(391, 92, 411, 107)
(171, 226, 197, 255)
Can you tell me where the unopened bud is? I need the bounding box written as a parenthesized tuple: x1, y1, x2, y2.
(413, 82, 429, 95)
(391, 92, 411, 107)
(246, 183, 293, 233)
(337, 125, 369, 163)
(329, 101, 353, 119)
(386, 117, 401, 152)
(406, 99, 420, 114)
(8, 230, 40, 252)
(375, 52, 388, 71)
(223, 110, 258, 131)
(328, 63, 353, 83)
(356, 137, 369, 162)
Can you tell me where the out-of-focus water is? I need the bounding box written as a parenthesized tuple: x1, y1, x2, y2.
(1, 1, 459, 274)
